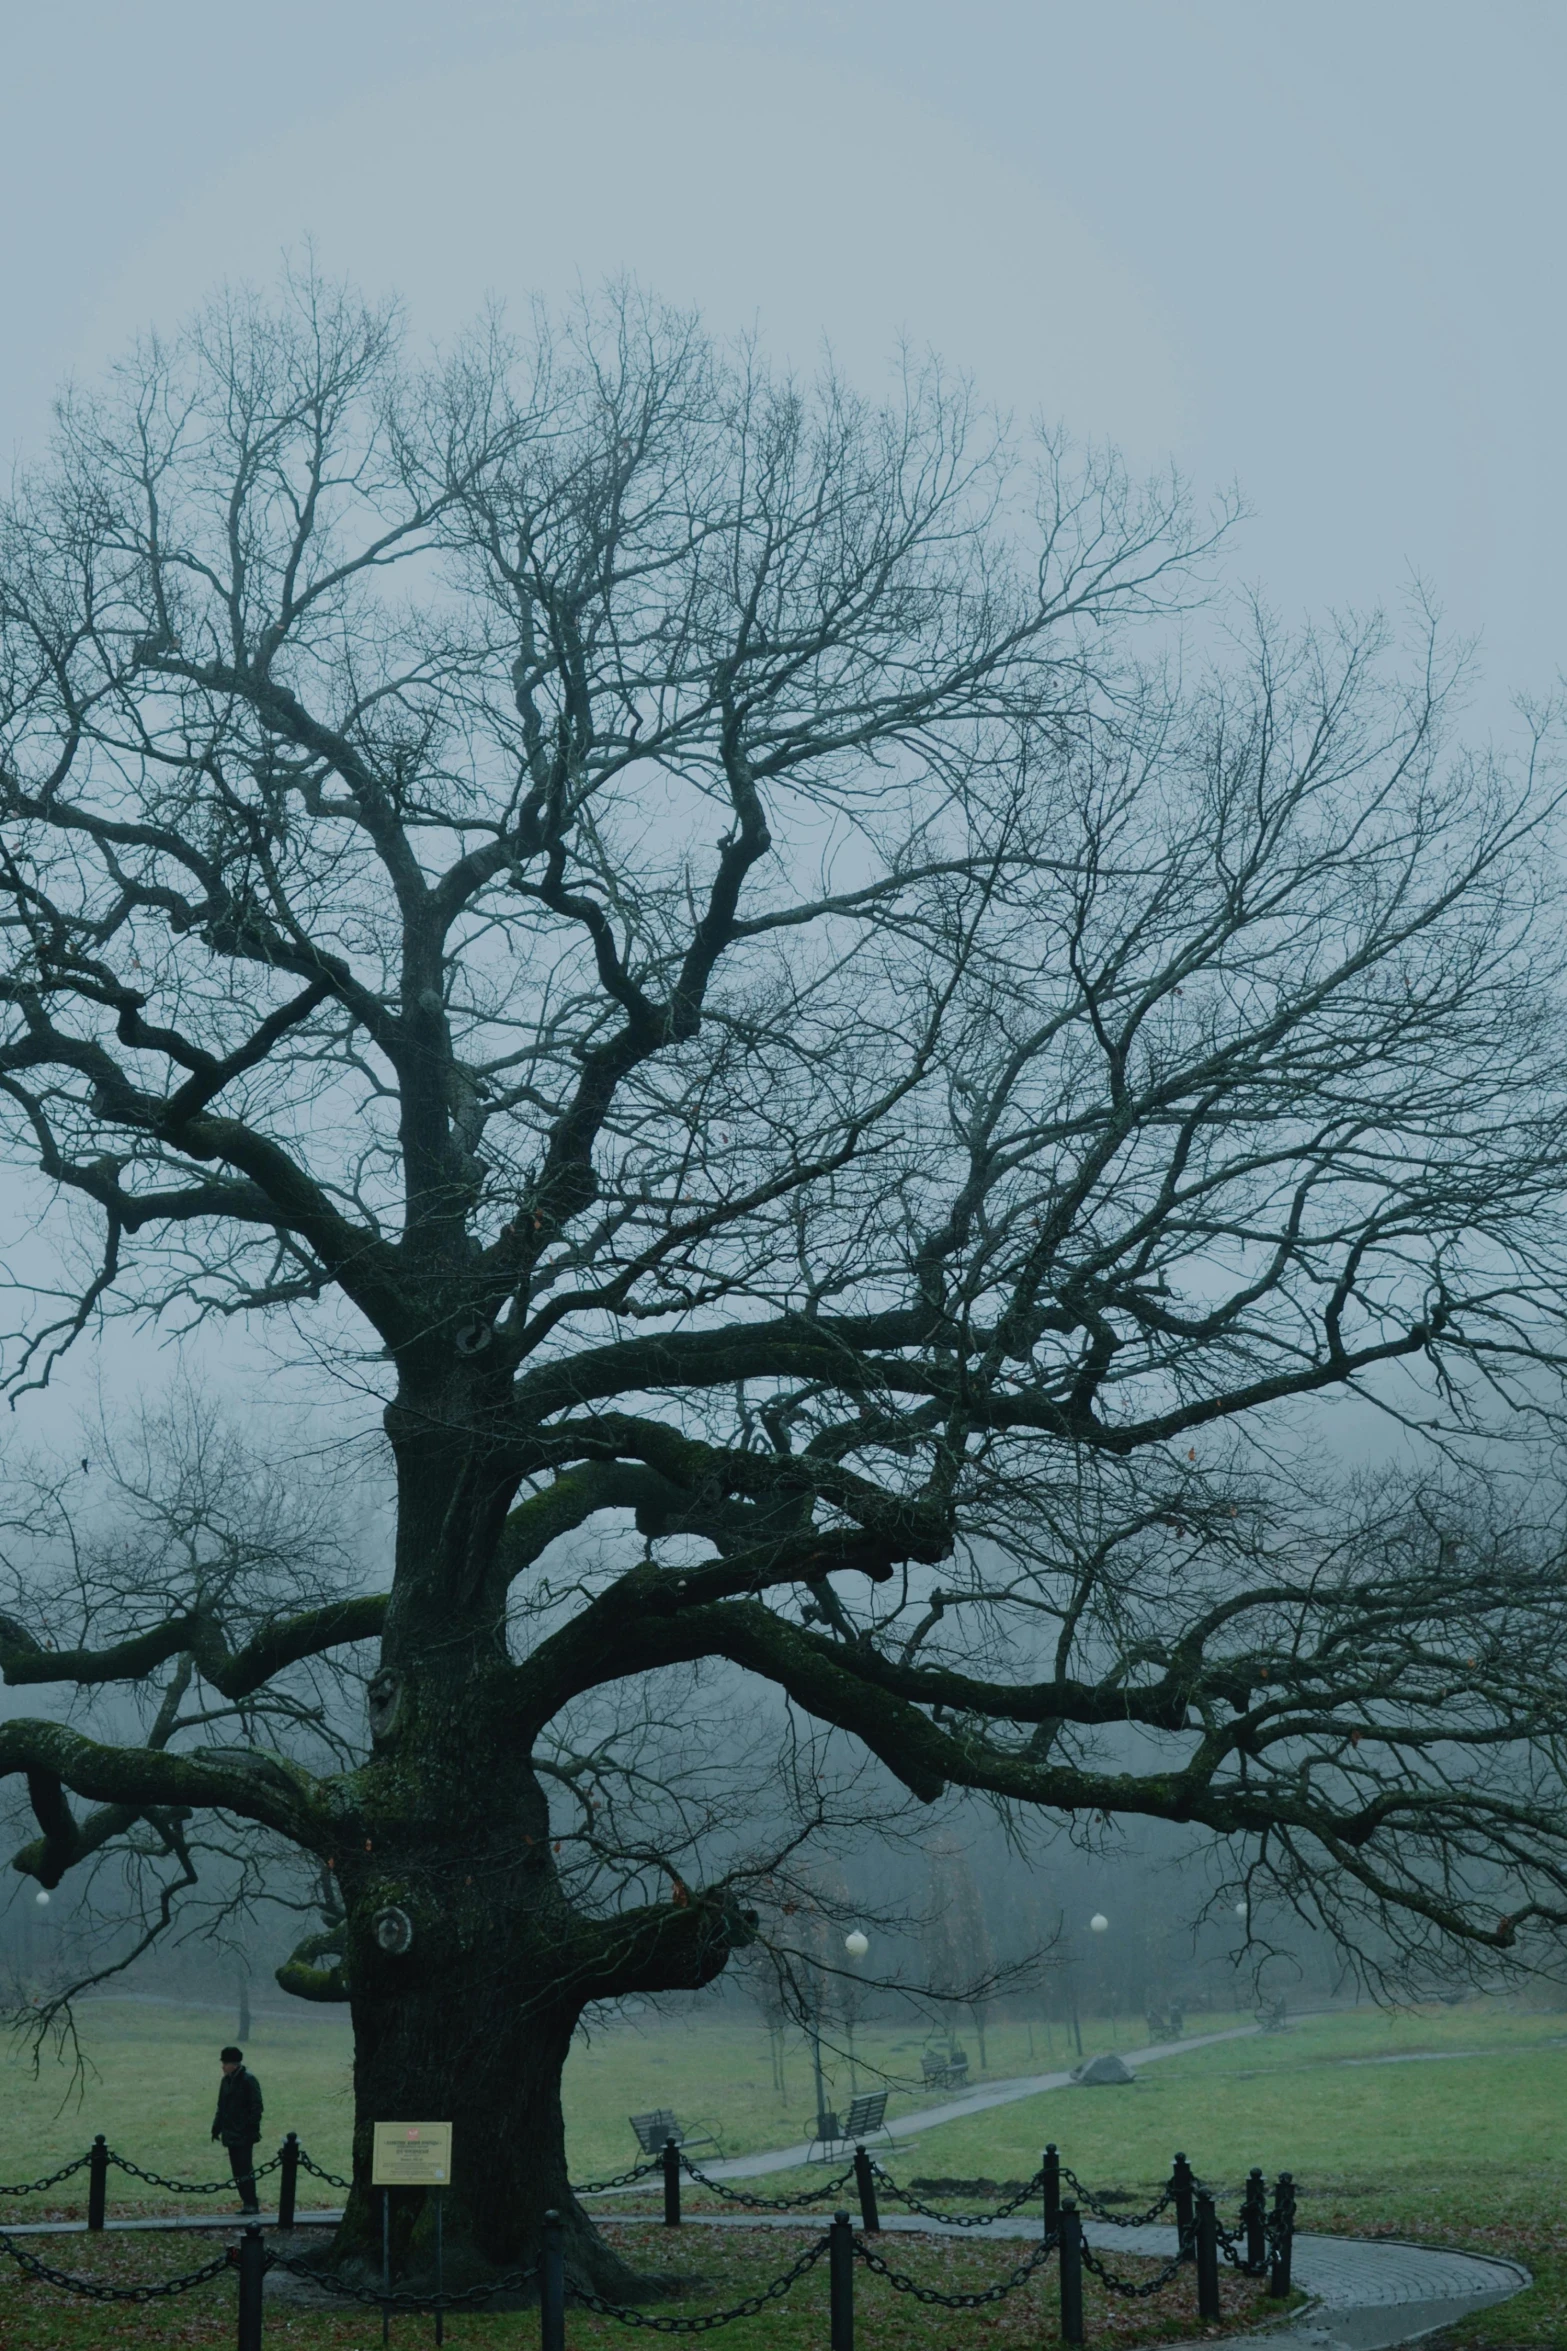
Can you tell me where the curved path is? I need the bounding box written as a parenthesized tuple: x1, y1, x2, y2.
(609, 2207, 1525, 2351)
(5, 2201, 1527, 2345)
(2, 2023, 1531, 2345)
(701, 2023, 1265, 2178)
(681, 2025, 1528, 2348)
(1049, 2219, 1523, 2351)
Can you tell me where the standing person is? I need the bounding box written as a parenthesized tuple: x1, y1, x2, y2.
(212, 2045, 264, 2213)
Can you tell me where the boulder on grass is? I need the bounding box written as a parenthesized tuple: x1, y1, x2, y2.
(1070, 2051, 1137, 2086)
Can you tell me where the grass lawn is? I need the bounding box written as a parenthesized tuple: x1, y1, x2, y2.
(872, 1999, 1566, 2194)
(811, 2000, 1567, 2351)
(3, 1994, 1564, 2345)
(599, 1999, 1567, 2349)
(0, 1998, 1139, 2202)
(0, 2216, 1281, 2349)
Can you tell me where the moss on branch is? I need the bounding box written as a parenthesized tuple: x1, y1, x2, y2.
(0, 1593, 387, 1696)
(2, 1720, 333, 1869)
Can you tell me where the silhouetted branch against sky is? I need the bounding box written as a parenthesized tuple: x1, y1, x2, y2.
(3, 275, 1567, 2056)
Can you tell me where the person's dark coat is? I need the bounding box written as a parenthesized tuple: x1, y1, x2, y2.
(212, 2067, 264, 2147)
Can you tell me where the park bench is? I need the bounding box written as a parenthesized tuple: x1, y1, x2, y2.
(629, 2108, 723, 2158)
(920, 2045, 969, 2089)
(841, 2089, 892, 2144)
(804, 2087, 892, 2160)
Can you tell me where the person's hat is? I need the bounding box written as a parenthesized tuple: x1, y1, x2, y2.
(219, 2045, 243, 2063)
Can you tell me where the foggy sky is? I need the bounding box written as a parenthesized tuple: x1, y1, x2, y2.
(5, 1, 1564, 687)
(2, 0, 1563, 1442)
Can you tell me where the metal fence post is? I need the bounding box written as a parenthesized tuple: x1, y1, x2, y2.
(829, 2209, 854, 2351)
(1195, 2190, 1221, 2321)
(1043, 2143, 1060, 2242)
(87, 2135, 108, 2232)
(1171, 2150, 1194, 2254)
(434, 2188, 445, 2349)
(852, 2144, 879, 2234)
(1268, 2172, 1295, 2300)
(277, 2133, 299, 2231)
(236, 2221, 266, 2351)
(1058, 2198, 1085, 2344)
(662, 2136, 681, 2226)
(541, 2208, 566, 2351)
(1243, 2167, 1266, 2274)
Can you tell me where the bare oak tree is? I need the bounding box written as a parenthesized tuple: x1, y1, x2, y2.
(0, 1389, 371, 2024)
(3, 275, 1567, 2284)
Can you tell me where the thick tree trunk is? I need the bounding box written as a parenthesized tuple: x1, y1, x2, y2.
(330, 1954, 642, 2295)
(295, 1391, 713, 2298)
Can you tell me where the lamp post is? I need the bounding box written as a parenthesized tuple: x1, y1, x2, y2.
(809, 2016, 833, 2145)
(27, 1884, 52, 1993)
(844, 1930, 868, 2089)
(1089, 1913, 1109, 2045)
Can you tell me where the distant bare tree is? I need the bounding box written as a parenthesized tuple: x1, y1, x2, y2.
(923, 1838, 998, 2067)
(0, 1390, 370, 2016)
(2, 273, 1567, 2287)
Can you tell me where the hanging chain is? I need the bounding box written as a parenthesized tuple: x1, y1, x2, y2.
(678, 2155, 856, 2211)
(869, 2162, 1044, 2228)
(568, 2229, 832, 2331)
(1060, 2168, 1175, 2227)
(104, 2147, 282, 2194)
(1079, 2239, 1190, 2299)
(269, 2247, 541, 2310)
(292, 2148, 353, 2190)
(571, 2157, 664, 2195)
(0, 2153, 94, 2198)
(1214, 2212, 1270, 2274)
(853, 2228, 1057, 2307)
(0, 2224, 233, 2304)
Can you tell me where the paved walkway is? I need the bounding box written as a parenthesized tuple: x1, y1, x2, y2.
(601, 2211, 1527, 2351)
(672, 2022, 1529, 2346)
(2, 2202, 1527, 2346)
(0, 2024, 1531, 2346)
(1046, 2220, 1522, 2351)
(701, 2023, 1265, 2178)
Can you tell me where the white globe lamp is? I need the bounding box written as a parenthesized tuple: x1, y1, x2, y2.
(1089, 1912, 1109, 1934)
(845, 1929, 869, 1958)
(1234, 1900, 1248, 1918)
(34, 1889, 50, 1907)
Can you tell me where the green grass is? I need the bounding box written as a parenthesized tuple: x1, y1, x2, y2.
(0, 2217, 1280, 2349)
(4, 1994, 1565, 2345)
(0, 1999, 1133, 2200)
(594, 1999, 1567, 2350)
(878, 1999, 1567, 2192)
(0, 2000, 358, 2201)
(805, 2000, 1567, 2351)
